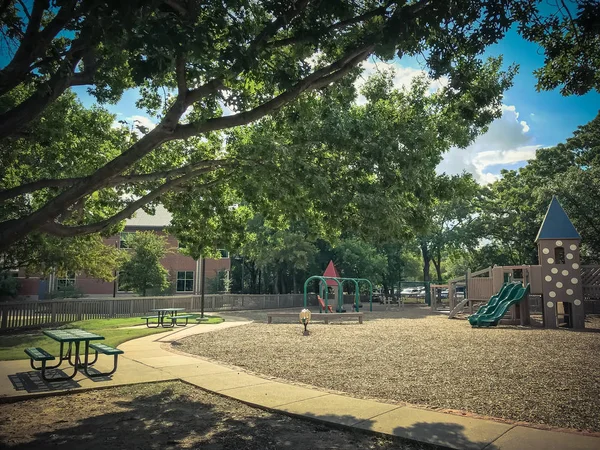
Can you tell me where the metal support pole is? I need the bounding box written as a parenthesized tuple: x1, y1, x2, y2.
(201, 257, 206, 318)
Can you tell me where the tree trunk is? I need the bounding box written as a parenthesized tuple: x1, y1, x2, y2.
(274, 270, 280, 294)
(258, 269, 262, 294)
(280, 269, 286, 294)
(432, 247, 442, 283)
(420, 240, 431, 300)
(292, 270, 297, 294)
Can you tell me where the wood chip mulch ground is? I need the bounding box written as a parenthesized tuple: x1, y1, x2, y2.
(178, 307, 600, 433)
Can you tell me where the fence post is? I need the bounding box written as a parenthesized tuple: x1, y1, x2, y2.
(130, 299, 134, 317)
(110, 300, 115, 318)
(51, 302, 57, 324)
(262, 295, 267, 309)
(77, 301, 82, 321)
(0, 306, 7, 329)
(277, 295, 280, 308)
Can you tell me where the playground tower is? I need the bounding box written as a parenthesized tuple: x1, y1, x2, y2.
(322, 260, 341, 304)
(536, 196, 585, 329)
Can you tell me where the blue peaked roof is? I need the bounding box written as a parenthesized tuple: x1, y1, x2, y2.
(535, 196, 581, 242)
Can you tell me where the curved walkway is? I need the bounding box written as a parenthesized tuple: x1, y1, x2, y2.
(2, 321, 599, 450)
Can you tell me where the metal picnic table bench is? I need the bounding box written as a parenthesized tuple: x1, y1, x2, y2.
(24, 329, 124, 382)
(142, 308, 196, 328)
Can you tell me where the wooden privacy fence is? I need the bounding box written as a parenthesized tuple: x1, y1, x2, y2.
(0, 293, 310, 331)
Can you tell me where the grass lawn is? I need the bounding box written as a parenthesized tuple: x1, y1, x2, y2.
(180, 307, 600, 433)
(0, 317, 168, 361)
(0, 314, 225, 361)
(193, 314, 224, 324)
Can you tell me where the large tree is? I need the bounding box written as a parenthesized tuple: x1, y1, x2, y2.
(418, 174, 480, 283)
(1, 0, 595, 251)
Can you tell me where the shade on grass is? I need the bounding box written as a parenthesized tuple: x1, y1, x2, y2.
(0, 317, 168, 361)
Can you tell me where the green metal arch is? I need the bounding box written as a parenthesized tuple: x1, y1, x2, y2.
(338, 278, 360, 312)
(304, 276, 374, 313)
(303, 275, 342, 313)
(321, 276, 344, 312)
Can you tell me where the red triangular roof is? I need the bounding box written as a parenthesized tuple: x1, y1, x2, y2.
(323, 260, 340, 286)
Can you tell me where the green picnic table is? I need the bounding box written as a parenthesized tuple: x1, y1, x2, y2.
(24, 329, 123, 382)
(142, 308, 194, 328)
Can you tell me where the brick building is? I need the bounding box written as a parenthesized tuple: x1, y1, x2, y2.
(13, 206, 230, 300)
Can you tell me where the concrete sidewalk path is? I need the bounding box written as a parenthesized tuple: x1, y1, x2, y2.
(1, 319, 599, 450)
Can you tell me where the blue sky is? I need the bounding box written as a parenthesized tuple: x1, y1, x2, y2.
(390, 27, 599, 183)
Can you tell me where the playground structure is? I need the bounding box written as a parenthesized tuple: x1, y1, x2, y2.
(434, 197, 600, 329)
(303, 261, 373, 313)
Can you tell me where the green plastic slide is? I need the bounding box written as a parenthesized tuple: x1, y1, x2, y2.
(472, 284, 530, 328)
(468, 282, 518, 326)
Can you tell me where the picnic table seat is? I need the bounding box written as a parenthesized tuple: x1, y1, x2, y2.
(164, 314, 196, 327)
(141, 315, 161, 328)
(25, 347, 56, 370)
(87, 343, 124, 377)
(24, 347, 67, 381)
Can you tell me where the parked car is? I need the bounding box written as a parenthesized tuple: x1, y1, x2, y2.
(400, 287, 417, 296)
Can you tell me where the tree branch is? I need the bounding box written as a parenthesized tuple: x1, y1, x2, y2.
(174, 44, 373, 139)
(16, 0, 30, 20)
(184, 78, 226, 107)
(175, 55, 187, 95)
(268, 3, 390, 48)
(252, 0, 311, 51)
(0, 37, 88, 140)
(39, 171, 229, 238)
(0, 0, 79, 97)
(163, 0, 188, 15)
(0, 3, 388, 249)
(0, 160, 228, 202)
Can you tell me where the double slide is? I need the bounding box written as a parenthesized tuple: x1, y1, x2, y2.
(468, 282, 530, 328)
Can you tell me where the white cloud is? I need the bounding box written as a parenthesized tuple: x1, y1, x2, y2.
(111, 115, 157, 136)
(355, 60, 448, 105)
(129, 115, 156, 133)
(437, 105, 539, 184)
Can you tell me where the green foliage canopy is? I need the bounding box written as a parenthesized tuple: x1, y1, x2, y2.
(119, 231, 170, 296)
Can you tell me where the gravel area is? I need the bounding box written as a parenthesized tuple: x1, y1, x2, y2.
(0, 381, 432, 450)
(179, 307, 600, 432)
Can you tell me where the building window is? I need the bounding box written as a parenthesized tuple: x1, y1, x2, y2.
(56, 273, 76, 290)
(119, 232, 134, 249)
(555, 247, 565, 264)
(177, 271, 194, 292)
(218, 249, 229, 258)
